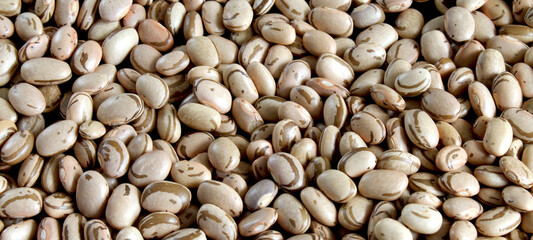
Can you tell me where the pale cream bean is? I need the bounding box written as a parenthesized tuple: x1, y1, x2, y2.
(96, 93, 144, 126)
(8, 83, 45, 116)
(117, 227, 144, 240)
(475, 48, 506, 88)
(101, 28, 139, 65)
(499, 156, 533, 188)
(238, 208, 278, 237)
(15, 12, 43, 41)
(492, 72, 522, 110)
(404, 109, 439, 150)
(0, 187, 42, 218)
(442, 197, 483, 220)
(223, 0, 253, 32)
(444, 7, 475, 42)
(70, 40, 102, 75)
(99, 0, 131, 22)
(502, 185, 533, 212)
(246, 62, 276, 96)
(338, 195, 374, 231)
(17, 154, 43, 187)
(273, 193, 311, 234)
(264, 45, 293, 79)
(105, 183, 141, 230)
(129, 44, 161, 74)
(128, 150, 172, 187)
(267, 152, 306, 191)
(395, 8, 423, 39)
(272, 119, 301, 153)
(278, 101, 313, 129)
(50, 26, 77, 61)
(141, 181, 191, 214)
(0, 44, 18, 87)
(350, 111, 386, 144)
(75, 170, 109, 218)
(18, 34, 49, 63)
(351, 4, 385, 29)
(0, 219, 36, 240)
(224, 65, 259, 103)
(65, 92, 92, 125)
(317, 169, 356, 203)
(475, 206, 521, 237)
(197, 204, 238, 240)
(83, 219, 111, 240)
(483, 117, 513, 157)
(486, 35, 528, 64)
(0, 129, 34, 165)
(377, 149, 421, 175)
(72, 73, 108, 95)
(420, 30, 453, 64)
(43, 192, 74, 218)
(302, 30, 336, 56)
(35, 120, 77, 157)
(21, 58, 72, 85)
(358, 169, 408, 201)
(62, 213, 87, 240)
(502, 108, 533, 143)
(373, 218, 412, 240)
(438, 171, 480, 197)
(308, 7, 353, 37)
(277, 60, 311, 98)
(37, 217, 60, 240)
(171, 160, 211, 189)
(208, 137, 240, 172)
(401, 203, 443, 234)
(261, 21, 296, 45)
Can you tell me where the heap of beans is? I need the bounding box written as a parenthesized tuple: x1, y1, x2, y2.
(2, 0, 533, 239)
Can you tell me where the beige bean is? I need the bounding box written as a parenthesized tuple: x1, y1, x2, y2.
(21, 57, 72, 85)
(358, 169, 408, 201)
(272, 119, 301, 153)
(83, 219, 111, 240)
(197, 203, 238, 240)
(140, 181, 190, 215)
(274, 193, 311, 234)
(374, 218, 412, 240)
(238, 208, 278, 237)
(338, 195, 374, 231)
(401, 203, 443, 234)
(377, 149, 421, 175)
(208, 137, 240, 172)
(75, 171, 108, 218)
(1, 219, 36, 240)
(43, 192, 74, 218)
(223, 0, 253, 32)
(317, 169, 356, 203)
(483, 117, 513, 157)
(0, 187, 42, 218)
(502, 185, 533, 212)
(475, 49, 506, 88)
(502, 108, 533, 143)
(476, 206, 521, 236)
(356, 23, 398, 49)
(105, 183, 141, 230)
(438, 171, 480, 197)
(500, 156, 533, 188)
(316, 53, 354, 87)
(128, 150, 172, 187)
(37, 217, 60, 240)
(344, 44, 386, 73)
(351, 4, 385, 29)
(0, 44, 18, 87)
(267, 152, 306, 191)
(404, 109, 439, 150)
(350, 111, 386, 144)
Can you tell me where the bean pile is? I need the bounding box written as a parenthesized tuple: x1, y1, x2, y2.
(1, 0, 533, 239)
